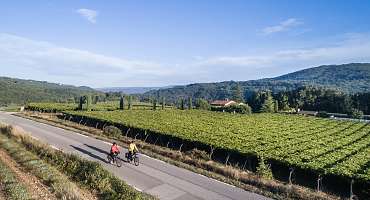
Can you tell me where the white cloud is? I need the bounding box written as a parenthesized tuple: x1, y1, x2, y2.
(193, 33, 370, 81)
(0, 33, 172, 87)
(262, 18, 303, 35)
(76, 8, 98, 24)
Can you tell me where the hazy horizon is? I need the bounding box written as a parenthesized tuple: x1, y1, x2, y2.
(2, 1, 370, 87)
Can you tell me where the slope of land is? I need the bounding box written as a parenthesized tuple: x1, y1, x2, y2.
(0, 77, 103, 106)
(143, 63, 370, 102)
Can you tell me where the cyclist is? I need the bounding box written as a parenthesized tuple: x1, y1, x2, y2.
(128, 140, 139, 161)
(110, 142, 120, 164)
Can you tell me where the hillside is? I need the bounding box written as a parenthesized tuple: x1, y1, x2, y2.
(143, 63, 370, 102)
(0, 77, 103, 105)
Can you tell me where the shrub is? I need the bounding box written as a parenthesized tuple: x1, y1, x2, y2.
(256, 156, 273, 180)
(103, 125, 122, 138)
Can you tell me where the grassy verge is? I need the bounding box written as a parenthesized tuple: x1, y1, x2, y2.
(0, 124, 155, 200)
(0, 159, 31, 200)
(18, 112, 342, 200)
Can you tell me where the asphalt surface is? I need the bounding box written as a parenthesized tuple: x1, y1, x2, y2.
(0, 112, 271, 200)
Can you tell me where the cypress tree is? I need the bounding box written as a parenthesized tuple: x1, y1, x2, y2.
(180, 98, 185, 110)
(78, 96, 84, 110)
(161, 97, 165, 110)
(274, 100, 279, 113)
(188, 97, 193, 110)
(153, 98, 157, 110)
(128, 96, 132, 110)
(119, 96, 124, 110)
(86, 95, 92, 111)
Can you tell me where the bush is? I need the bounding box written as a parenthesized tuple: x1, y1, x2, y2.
(103, 126, 122, 138)
(348, 108, 364, 119)
(256, 156, 273, 180)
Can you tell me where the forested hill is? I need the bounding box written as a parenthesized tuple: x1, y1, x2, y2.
(274, 63, 370, 91)
(143, 63, 370, 102)
(0, 77, 103, 105)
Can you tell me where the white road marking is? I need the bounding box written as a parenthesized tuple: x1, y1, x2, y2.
(74, 132, 89, 138)
(103, 141, 112, 145)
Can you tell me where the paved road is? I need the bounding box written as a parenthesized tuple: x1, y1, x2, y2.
(0, 112, 271, 200)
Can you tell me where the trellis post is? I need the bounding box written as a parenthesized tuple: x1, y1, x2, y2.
(209, 146, 214, 160)
(225, 153, 230, 165)
(317, 175, 322, 192)
(289, 167, 295, 185)
(350, 179, 354, 200)
(179, 143, 184, 152)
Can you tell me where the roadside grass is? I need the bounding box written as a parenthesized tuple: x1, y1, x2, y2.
(18, 112, 340, 200)
(0, 159, 31, 200)
(0, 134, 84, 200)
(0, 124, 156, 200)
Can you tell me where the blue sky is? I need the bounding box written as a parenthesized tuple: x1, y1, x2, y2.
(1, 0, 370, 87)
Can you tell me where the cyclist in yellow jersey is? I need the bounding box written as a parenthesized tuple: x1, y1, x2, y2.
(128, 140, 138, 160)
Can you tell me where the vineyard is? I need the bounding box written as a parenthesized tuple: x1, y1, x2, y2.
(27, 101, 173, 112)
(61, 110, 370, 195)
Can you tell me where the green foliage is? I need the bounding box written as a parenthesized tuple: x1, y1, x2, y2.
(65, 109, 370, 183)
(232, 83, 244, 102)
(119, 96, 125, 110)
(161, 97, 165, 110)
(260, 92, 275, 113)
(256, 156, 273, 180)
(128, 96, 132, 110)
(0, 76, 102, 106)
(86, 95, 92, 111)
(103, 126, 122, 138)
(180, 98, 185, 110)
(188, 97, 193, 110)
(274, 100, 279, 113)
(196, 98, 211, 110)
(0, 126, 154, 200)
(143, 63, 370, 108)
(0, 159, 31, 200)
(348, 108, 364, 119)
(152, 98, 157, 110)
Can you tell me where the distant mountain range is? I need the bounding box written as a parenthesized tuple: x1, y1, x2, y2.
(96, 86, 173, 94)
(143, 63, 370, 102)
(1, 63, 369, 105)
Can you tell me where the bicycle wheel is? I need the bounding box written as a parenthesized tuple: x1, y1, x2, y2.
(107, 154, 112, 163)
(116, 158, 122, 167)
(134, 155, 139, 166)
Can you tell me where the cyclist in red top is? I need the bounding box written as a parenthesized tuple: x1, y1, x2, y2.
(110, 142, 120, 163)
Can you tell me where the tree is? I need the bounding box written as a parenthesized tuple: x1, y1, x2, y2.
(348, 108, 363, 119)
(188, 97, 193, 110)
(180, 98, 185, 110)
(232, 84, 244, 102)
(196, 98, 210, 110)
(119, 96, 125, 110)
(260, 92, 275, 113)
(93, 95, 99, 104)
(128, 96, 132, 110)
(161, 97, 165, 110)
(85, 95, 92, 111)
(152, 98, 157, 110)
(78, 96, 84, 110)
(274, 100, 279, 113)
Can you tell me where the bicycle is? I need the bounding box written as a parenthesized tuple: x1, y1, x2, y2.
(107, 153, 122, 167)
(125, 152, 139, 166)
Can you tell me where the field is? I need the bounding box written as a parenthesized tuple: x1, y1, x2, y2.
(63, 110, 370, 184)
(27, 101, 173, 112)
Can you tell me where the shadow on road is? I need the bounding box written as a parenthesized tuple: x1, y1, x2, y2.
(70, 145, 109, 163)
(83, 144, 127, 163)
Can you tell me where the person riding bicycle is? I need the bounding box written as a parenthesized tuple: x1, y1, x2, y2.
(128, 140, 139, 161)
(110, 142, 120, 164)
